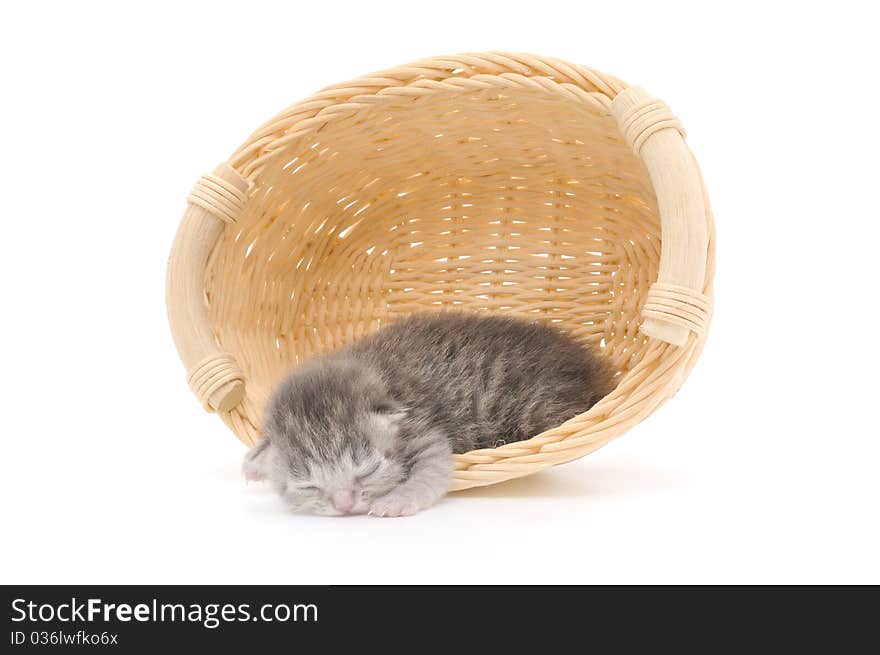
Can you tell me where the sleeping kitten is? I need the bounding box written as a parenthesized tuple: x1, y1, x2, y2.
(244, 312, 615, 517)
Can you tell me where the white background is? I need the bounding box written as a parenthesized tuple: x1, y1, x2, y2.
(1, 1, 877, 584)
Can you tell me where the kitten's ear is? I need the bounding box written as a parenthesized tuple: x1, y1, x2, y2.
(368, 400, 408, 453)
(242, 438, 276, 481)
(371, 400, 408, 429)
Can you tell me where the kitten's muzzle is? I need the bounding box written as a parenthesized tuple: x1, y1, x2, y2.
(330, 490, 356, 514)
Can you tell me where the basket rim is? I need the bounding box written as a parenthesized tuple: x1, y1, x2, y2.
(229, 51, 628, 181)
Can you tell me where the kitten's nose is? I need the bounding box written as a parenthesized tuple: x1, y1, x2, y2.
(331, 490, 356, 514)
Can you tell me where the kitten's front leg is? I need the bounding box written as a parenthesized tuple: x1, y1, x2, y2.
(370, 430, 453, 517)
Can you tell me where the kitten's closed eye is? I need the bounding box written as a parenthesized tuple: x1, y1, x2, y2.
(356, 461, 380, 482)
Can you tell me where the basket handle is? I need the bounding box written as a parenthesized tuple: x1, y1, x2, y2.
(166, 163, 247, 412)
(611, 87, 711, 347)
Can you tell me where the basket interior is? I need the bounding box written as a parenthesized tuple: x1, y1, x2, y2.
(205, 85, 661, 422)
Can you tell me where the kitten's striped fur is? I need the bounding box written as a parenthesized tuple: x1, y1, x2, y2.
(244, 312, 615, 516)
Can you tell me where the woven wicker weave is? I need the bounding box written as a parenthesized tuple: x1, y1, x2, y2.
(167, 52, 714, 491)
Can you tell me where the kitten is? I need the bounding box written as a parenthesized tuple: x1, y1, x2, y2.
(244, 312, 615, 517)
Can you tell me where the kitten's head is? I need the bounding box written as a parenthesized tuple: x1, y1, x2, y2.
(243, 357, 407, 515)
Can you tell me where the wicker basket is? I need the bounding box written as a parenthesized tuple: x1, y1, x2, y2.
(167, 52, 714, 491)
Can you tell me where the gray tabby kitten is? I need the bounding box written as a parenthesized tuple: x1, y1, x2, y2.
(244, 312, 614, 517)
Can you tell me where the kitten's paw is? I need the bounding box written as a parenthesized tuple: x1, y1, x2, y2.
(369, 495, 421, 518)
